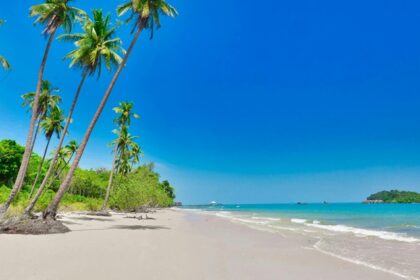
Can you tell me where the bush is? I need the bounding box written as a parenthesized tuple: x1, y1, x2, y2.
(0, 140, 50, 188)
(67, 169, 108, 198)
(0, 143, 175, 214)
(109, 166, 175, 211)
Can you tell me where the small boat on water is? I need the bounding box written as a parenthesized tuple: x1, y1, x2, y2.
(209, 201, 223, 207)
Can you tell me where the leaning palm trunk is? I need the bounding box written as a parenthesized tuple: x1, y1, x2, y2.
(30, 119, 42, 155)
(43, 24, 144, 220)
(29, 136, 52, 198)
(24, 71, 88, 216)
(102, 147, 118, 211)
(45, 152, 74, 190)
(0, 29, 57, 215)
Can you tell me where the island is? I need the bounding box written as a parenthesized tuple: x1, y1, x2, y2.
(365, 190, 420, 203)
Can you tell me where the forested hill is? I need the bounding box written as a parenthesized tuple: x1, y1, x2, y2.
(367, 190, 420, 203)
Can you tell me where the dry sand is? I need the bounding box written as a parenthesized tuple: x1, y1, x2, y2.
(0, 209, 401, 280)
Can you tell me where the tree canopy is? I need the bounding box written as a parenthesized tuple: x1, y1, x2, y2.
(367, 190, 420, 203)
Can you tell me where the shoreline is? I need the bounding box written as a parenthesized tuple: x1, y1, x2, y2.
(0, 209, 406, 280)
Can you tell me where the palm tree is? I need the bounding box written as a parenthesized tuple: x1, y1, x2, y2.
(129, 142, 142, 167)
(22, 80, 61, 154)
(24, 142, 78, 216)
(28, 107, 65, 198)
(113, 101, 140, 127)
(115, 139, 142, 177)
(43, 0, 177, 220)
(26, 10, 124, 216)
(102, 102, 140, 211)
(0, 19, 11, 71)
(51, 147, 68, 178)
(42, 0, 177, 220)
(63, 140, 79, 164)
(0, 0, 85, 215)
(48, 140, 78, 186)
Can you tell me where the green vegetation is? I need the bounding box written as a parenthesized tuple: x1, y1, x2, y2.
(110, 164, 176, 210)
(103, 101, 141, 211)
(0, 0, 178, 221)
(43, 0, 177, 220)
(0, 140, 45, 188)
(367, 190, 420, 203)
(0, 139, 176, 215)
(2, 0, 87, 215)
(25, 9, 125, 216)
(0, 140, 25, 185)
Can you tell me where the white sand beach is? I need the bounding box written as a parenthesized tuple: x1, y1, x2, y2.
(0, 209, 402, 280)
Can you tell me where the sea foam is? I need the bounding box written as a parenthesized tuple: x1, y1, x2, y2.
(306, 222, 419, 243)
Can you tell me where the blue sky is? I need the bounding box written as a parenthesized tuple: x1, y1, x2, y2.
(1, 0, 420, 204)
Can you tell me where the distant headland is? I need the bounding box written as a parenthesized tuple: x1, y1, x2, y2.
(364, 190, 420, 203)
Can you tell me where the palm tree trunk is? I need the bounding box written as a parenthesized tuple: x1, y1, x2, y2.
(29, 136, 52, 198)
(46, 153, 74, 189)
(103, 147, 118, 211)
(24, 71, 88, 215)
(0, 29, 57, 215)
(43, 24, 145, 220)
(30, 119, 42, 155)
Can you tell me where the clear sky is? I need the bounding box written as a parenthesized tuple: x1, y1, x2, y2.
(1, 0, 420, 204)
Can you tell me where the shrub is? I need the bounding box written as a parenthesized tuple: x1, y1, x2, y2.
(109, 166, 175, 211)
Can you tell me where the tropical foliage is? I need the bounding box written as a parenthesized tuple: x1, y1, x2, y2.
(1, 0, 88, 214)
(30, 0, 86, 35)
(0, 0, 178, 220)
(0, 140, 49, 191)
(117, 0, 178, 38)
(24, 9, 126, 216)
(110, 165, 175, 210)
(0, 139, 175, 213)
(0, 140, 25, 185)
(59, 9, 124, 77)
(43, 0, 177, 220)
(102, 101, 141, 211)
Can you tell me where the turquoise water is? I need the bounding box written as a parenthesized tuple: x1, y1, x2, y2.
(183, 203, 420, 278)
(184, 203, 420, 238)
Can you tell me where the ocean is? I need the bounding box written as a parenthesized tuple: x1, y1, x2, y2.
(183, 203, 420, 279)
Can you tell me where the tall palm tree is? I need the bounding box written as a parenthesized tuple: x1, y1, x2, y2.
(22, 80, 61, 154)
(113, 101, 140, 127)
(24, 141, 77, 216)
(115, 137, 141, 177)
(25, 140, 77, 215)
(0, 19, 11, 71)
(0, 0, 85, 215)
(63, 140, 79, 164)
(43, 0, 177, 220)
(48, 140, 78, 186)
(51, 147, 68, 177)
(129, 142, 142, 167)
(26, 10, 124, 216)
(102, 102, 139, 211)
(29, 106, 64, 198)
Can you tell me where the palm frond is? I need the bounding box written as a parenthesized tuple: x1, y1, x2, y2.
(61, 9, 124, 78)
(0, 55, 11, 71)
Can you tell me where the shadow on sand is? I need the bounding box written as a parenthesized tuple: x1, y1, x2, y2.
(68, 216, 114, 222)
(111, 225, 169, 230)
